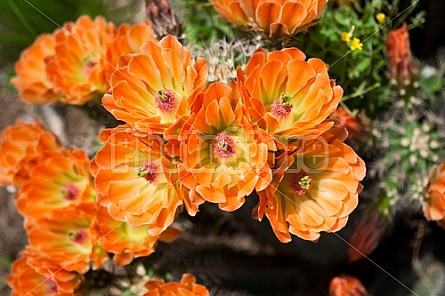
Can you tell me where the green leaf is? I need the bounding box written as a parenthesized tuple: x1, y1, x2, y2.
(355, 55, 372, 72)
(421, 74, 443, 94)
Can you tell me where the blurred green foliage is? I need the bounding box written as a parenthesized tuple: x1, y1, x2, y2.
(174, 0, 238, 45)
(0, 0, 143, 66)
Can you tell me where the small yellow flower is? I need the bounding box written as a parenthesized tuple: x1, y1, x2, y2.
(341, 32, 351, 42)
(350, 37, 363, 51)
(376, 13, 386, 25)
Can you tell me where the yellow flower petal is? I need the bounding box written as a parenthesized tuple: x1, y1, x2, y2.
(341, 32, 351, 42)
(350, 37, 363, 51)
(376, 12, 386, 25)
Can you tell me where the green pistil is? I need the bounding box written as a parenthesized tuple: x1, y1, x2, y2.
(299, 175, 312, 190)
(137, 167, 149, 178)
(218, 140, 229, 151)
(281, 94, 293, 107)
(157, 90, 169, 102)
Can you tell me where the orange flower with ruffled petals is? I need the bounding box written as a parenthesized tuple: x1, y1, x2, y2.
(12, 16, 160, 106)
(94, 205, 181, 265)
(238, 47, 342, 139)
(16, 148, 95, 221)
(7, 254, 82, 296)
(423, 161, 445, 229)
(102, 35, 207, 135)
(26, 207, 97, 274)
(329, 274, 369, 296)
(256, 127, 365, 242)
(91, 125, 183, 236)
(239, 0, 328, 38)
(102, 21, 157, 88)
(46, 15, 115, 105)
(0, 119, 60, 187)
(144, 273, 209, 296)
(210, 0, 249, 26)
(10, 34, 60, 104)
(179, 82, 275, 212)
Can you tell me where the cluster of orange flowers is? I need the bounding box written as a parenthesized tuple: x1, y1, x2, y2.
(5, 0, 445, 293)
(1, 120, 100, 294)
(0, 120, 206, 295)
(6, 4, 370, 293)
(11, 15, 157, 105)
(209, 0, 328, 38)
(91, 33, 366, 243)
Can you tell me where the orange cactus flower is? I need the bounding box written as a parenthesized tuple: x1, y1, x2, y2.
(0, 119, 60, 187)
(423, 161, 445, 229)
(94, 205, 181, 265)
(16, 148, 95, 222)
(179, 82, 275, 212)
(102, 35, 207, 135)
(329, 106, 370, 148)
(102, 20, 157, 89)
(256, 128, 365, 242)
(329, 274, 369, 296)
(26, 207, 97, 274)
(239, 0, 328, 38)
(347, 209, 388, 262)
(10, 34, 60, 104)
(210, 0, 249, 26)
(46, 15, 116, 105)
(91, 125, 183, 236)
(144, 273, 209, 296)
(11, 16, 160, 106)
(7, 254, 82, 296)
(238, 47, 342, 139)
(386, 23, 419, 90)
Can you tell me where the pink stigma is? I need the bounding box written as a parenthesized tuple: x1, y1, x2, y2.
(271, 95, 293, 116)
(155, 89, 175, 112)
(138, 161, 157, 183)
(63, 184, 79, 200)
(83, 60, 97, 76)
(214, 133, 236, 158)
(68, 229, 88, 244)
(290, 170, 313, 196)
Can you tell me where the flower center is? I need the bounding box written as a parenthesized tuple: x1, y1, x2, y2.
(83, 60, 97, 76)
(137, 161, 157, 183)
(155, 89, 175, 112)
(271, 94, 293, 116)
(45, 279, 58, 294)
(67, 228, 88, 244)
(290, 170, 313, 196)
(214, 133, 236, 158)
(62, 184, 79, 200)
